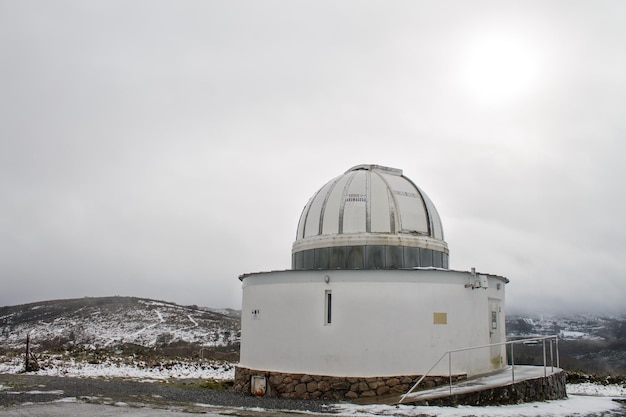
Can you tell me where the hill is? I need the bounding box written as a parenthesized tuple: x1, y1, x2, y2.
(505, 313, 626, 375)
(0, 296, 240, 359)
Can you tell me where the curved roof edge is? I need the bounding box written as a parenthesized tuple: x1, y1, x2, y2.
(239, 268, 509, 284)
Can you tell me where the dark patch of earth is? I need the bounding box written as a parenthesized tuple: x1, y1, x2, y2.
(0, 373, 339, 415)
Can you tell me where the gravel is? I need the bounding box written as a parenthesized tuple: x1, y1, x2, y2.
(0, 373, 338, 414)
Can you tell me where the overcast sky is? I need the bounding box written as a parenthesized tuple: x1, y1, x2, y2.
(1, 1, 625, 314)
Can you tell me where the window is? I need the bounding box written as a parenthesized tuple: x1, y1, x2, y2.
(324, 290, 332, 325)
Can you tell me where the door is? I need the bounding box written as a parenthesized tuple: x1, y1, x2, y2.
(488, 298, 503, 369)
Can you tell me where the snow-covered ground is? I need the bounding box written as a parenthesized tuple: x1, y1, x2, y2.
(1, 355, 624, 416)
(334, 383, 626, 417)
(335, 395, 625, 417)
(0, 354, 234, 380)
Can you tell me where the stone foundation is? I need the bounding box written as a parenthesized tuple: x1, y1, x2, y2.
(233, 366, 466, 400)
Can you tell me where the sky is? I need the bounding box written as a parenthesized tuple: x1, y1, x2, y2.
(1, 1, 625, 313)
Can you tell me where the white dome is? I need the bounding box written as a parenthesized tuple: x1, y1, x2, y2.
(292, 165, 449, 270)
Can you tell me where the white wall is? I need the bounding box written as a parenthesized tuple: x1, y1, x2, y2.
(239, 269, 507, 377)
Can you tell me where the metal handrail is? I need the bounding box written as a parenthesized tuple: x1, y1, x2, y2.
(398, 335, 559, 404)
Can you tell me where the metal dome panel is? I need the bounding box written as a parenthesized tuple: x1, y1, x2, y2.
(293, 165, 449, 270)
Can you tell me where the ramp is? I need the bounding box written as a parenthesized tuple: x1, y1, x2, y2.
(352, 366, 567, 406)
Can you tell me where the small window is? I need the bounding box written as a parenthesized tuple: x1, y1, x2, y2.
(324, 290, 332, 325)
(491, 311, 497, 329)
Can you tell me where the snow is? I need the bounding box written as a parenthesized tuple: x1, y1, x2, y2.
(567, 382, 626, 396)
(0, 354, 235, 381)
(332, 383, 626, 416)
(155, 310, 165, 323)
(334, 396, 624, 416)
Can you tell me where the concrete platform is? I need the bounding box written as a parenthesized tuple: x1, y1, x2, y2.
(353, 366, 565, 406)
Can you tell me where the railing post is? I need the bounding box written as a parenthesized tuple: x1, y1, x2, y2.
(448, 352, 452, 395)
(542, 338, 547, 377)
(549, 339, 554, 372)
(510, 342, 515, 382)
(556, 337, 560, 368)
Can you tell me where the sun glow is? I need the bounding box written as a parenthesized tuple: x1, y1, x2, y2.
(460, 33, 544, 106)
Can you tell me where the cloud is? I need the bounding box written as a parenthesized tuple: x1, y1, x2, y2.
(1, 1, 625, 313)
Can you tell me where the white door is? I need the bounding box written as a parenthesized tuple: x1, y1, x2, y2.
(488, 298, 504, 369)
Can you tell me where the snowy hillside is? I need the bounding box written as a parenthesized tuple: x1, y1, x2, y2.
(0, 297, 240, 351)
(506, 313, 626, 340)
(506, 313, 626, 375)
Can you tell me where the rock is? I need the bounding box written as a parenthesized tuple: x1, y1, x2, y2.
(330, 381, 350, 390)
(368, 381, 381, 390)
(386, 378, 400, 387)
(270, 374, 284, 385)
(294, 383, 307, 396)
(390, 384, 407, 394)
(344, 391, 359, 399)
(376, 385, 390, 396)
(318, 381, 330, 391)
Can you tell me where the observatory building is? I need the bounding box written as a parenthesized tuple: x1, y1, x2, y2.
(234, 165, 509, 400)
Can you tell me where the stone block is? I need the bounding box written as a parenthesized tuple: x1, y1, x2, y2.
(301, 374, 313, 383)
(368, 381, 381, 390)
(376, 385, 390, 396)
(307, 381, 318, 392)
(270, 374, 284, 385)
(390, 384, 407, 394)
(318, 381, 330, 391)
(386, 378, 400, 386)
(294, 383, 307, 396)
(331, 381, 350, 390)
(345, 391, 359, 399)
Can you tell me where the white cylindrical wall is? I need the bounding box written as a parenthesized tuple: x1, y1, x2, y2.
(239, 269, 507, 377)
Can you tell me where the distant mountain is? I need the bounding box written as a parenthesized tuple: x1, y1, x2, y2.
(0, 296, 240, 353)
(506, 313, 626, 340)
(505, 313, 626, 375)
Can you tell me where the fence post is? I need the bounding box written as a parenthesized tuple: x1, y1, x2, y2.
(448, 352, 452, 395)
(549, 339, 554, 372)
(542, 338, 547, 378)
(510, 342, 515, 382)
